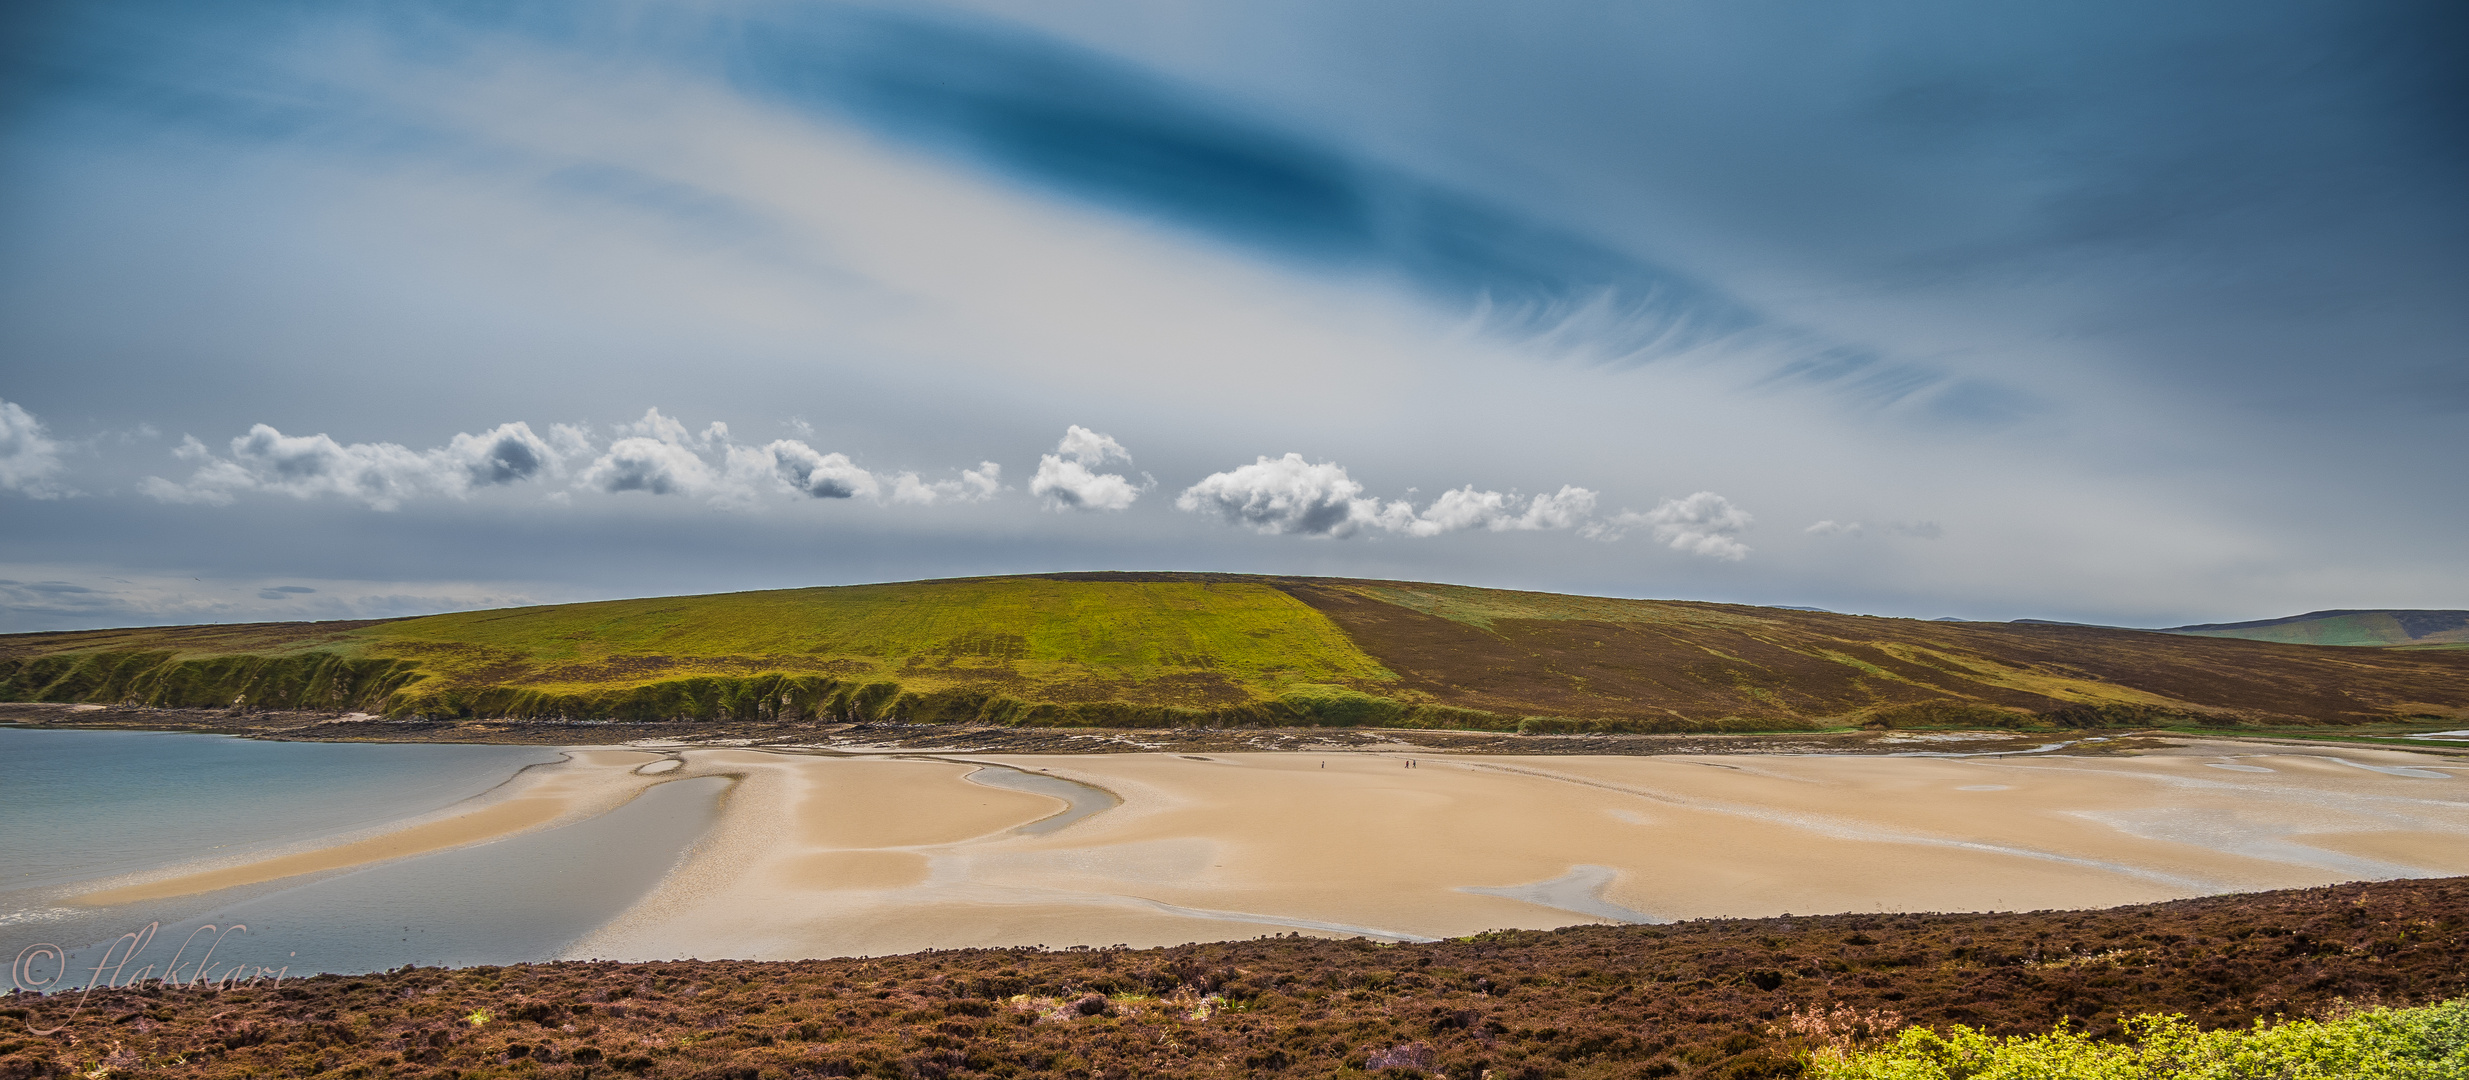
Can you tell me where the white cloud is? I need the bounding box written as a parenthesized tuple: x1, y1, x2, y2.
(143, 421, 559, 510)
(1178, 455, 1602, 539)
(1515, 485, 1601, 530)
(1403, 483, 1600, 536)
(1032, 457, 1140, 511)
(442, 422, 560, 486)
(1597, 491, 1752, 560)
(764, 439, 879, 500)
(618, 407, 698, 447)
(580, 435, 719, 497)
(1054, 425, 1129, 466)
(1032, 426, 1140, 511)
(1806, 519, 1863, 535)
(1177, 453, 1376, 535)
(0, 398, 72, 498)
(141, 407, 1013, 512)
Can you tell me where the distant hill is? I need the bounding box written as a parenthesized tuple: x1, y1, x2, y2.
(5, 574, 2467, 731)
(2159, 609, 2469, 648)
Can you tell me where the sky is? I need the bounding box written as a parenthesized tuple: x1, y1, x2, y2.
(1, 0, 2463, 633)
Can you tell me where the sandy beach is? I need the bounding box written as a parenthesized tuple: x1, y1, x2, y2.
(568, 740, 2469, 960)
(58, 740, 2468, 961)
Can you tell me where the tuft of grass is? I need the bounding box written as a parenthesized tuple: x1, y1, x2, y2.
(1811, 997, 2469, 1079)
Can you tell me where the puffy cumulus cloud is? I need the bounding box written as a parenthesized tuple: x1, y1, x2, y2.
(571, 409, 864, 503)
(1400, 483, 1600, 537)
(124, 406, 1011, 512)
(1032, 426, 1140, 511)
(142, 421, 559, 510)
(1805, 519, 1863, 536)
(1178, 453, 1372, 535)
(1584, 492, 1753, 559)
(578, 408, 1001, 509)
(1032, 458, 1140, 511)
(764, 439, 879, 500)
(446, 424, 559, 486)
(1178, 456, 1602, 540)
(578, 435, 718, 497)
(0, 398, 71, 498)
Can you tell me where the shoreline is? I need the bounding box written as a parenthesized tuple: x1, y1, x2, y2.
(8, 706, 2465, 977)
(9, 700, 2467, 757)
(31, 736, 2459, 963)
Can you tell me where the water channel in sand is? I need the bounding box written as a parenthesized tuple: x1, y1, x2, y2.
(7, 730, 2465, 978)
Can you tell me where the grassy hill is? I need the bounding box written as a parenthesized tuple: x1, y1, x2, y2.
(2159, 609, 2469, 648)
(5, 573, 2468, 731)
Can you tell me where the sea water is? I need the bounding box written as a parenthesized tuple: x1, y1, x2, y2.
(0, 728, 722, 984)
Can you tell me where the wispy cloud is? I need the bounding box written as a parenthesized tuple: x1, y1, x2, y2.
(889, 463, 1002, 505)
(0, 566, 564, 631)
(1584, 492, 1754, 560)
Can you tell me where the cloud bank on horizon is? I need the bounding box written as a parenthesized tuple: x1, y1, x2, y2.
(0, 0, 2462, 632)
(104, 402, 1700, 550)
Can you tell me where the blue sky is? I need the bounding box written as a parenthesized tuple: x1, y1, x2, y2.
(2, 0, 2463, 631)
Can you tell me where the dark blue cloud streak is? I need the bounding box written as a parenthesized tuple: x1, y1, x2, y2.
(728, 6, 1770, 363)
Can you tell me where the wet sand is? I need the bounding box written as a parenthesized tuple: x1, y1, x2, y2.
(55, 741, 2468, 961)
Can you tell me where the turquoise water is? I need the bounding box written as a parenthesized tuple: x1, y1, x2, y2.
(1, 728, 566, 891)
(0, 728, 721, 983)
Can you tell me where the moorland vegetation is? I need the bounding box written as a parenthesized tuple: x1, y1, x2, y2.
(4, 877, 2460, 1080)
(4, 574, 2466, 734)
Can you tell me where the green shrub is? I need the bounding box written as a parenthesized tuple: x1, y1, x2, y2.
(1862, 701, 2037, 730)
(1277, 684, 1406, 726)
(2033, 703, 2229, 729)
(1812, 997, 2469, 1079)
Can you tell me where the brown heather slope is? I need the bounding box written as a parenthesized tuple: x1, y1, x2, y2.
(1264, 577, 2469, 728)
(4, 878, 2462, 1080)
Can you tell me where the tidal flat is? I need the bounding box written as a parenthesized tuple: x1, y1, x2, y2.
(7, 727, 2464, 983)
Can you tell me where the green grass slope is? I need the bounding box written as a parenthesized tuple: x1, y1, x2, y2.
(0, 578, 1403, 726)
(2160, 609, 2469, 647)
(4, 574, 2468, 731)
